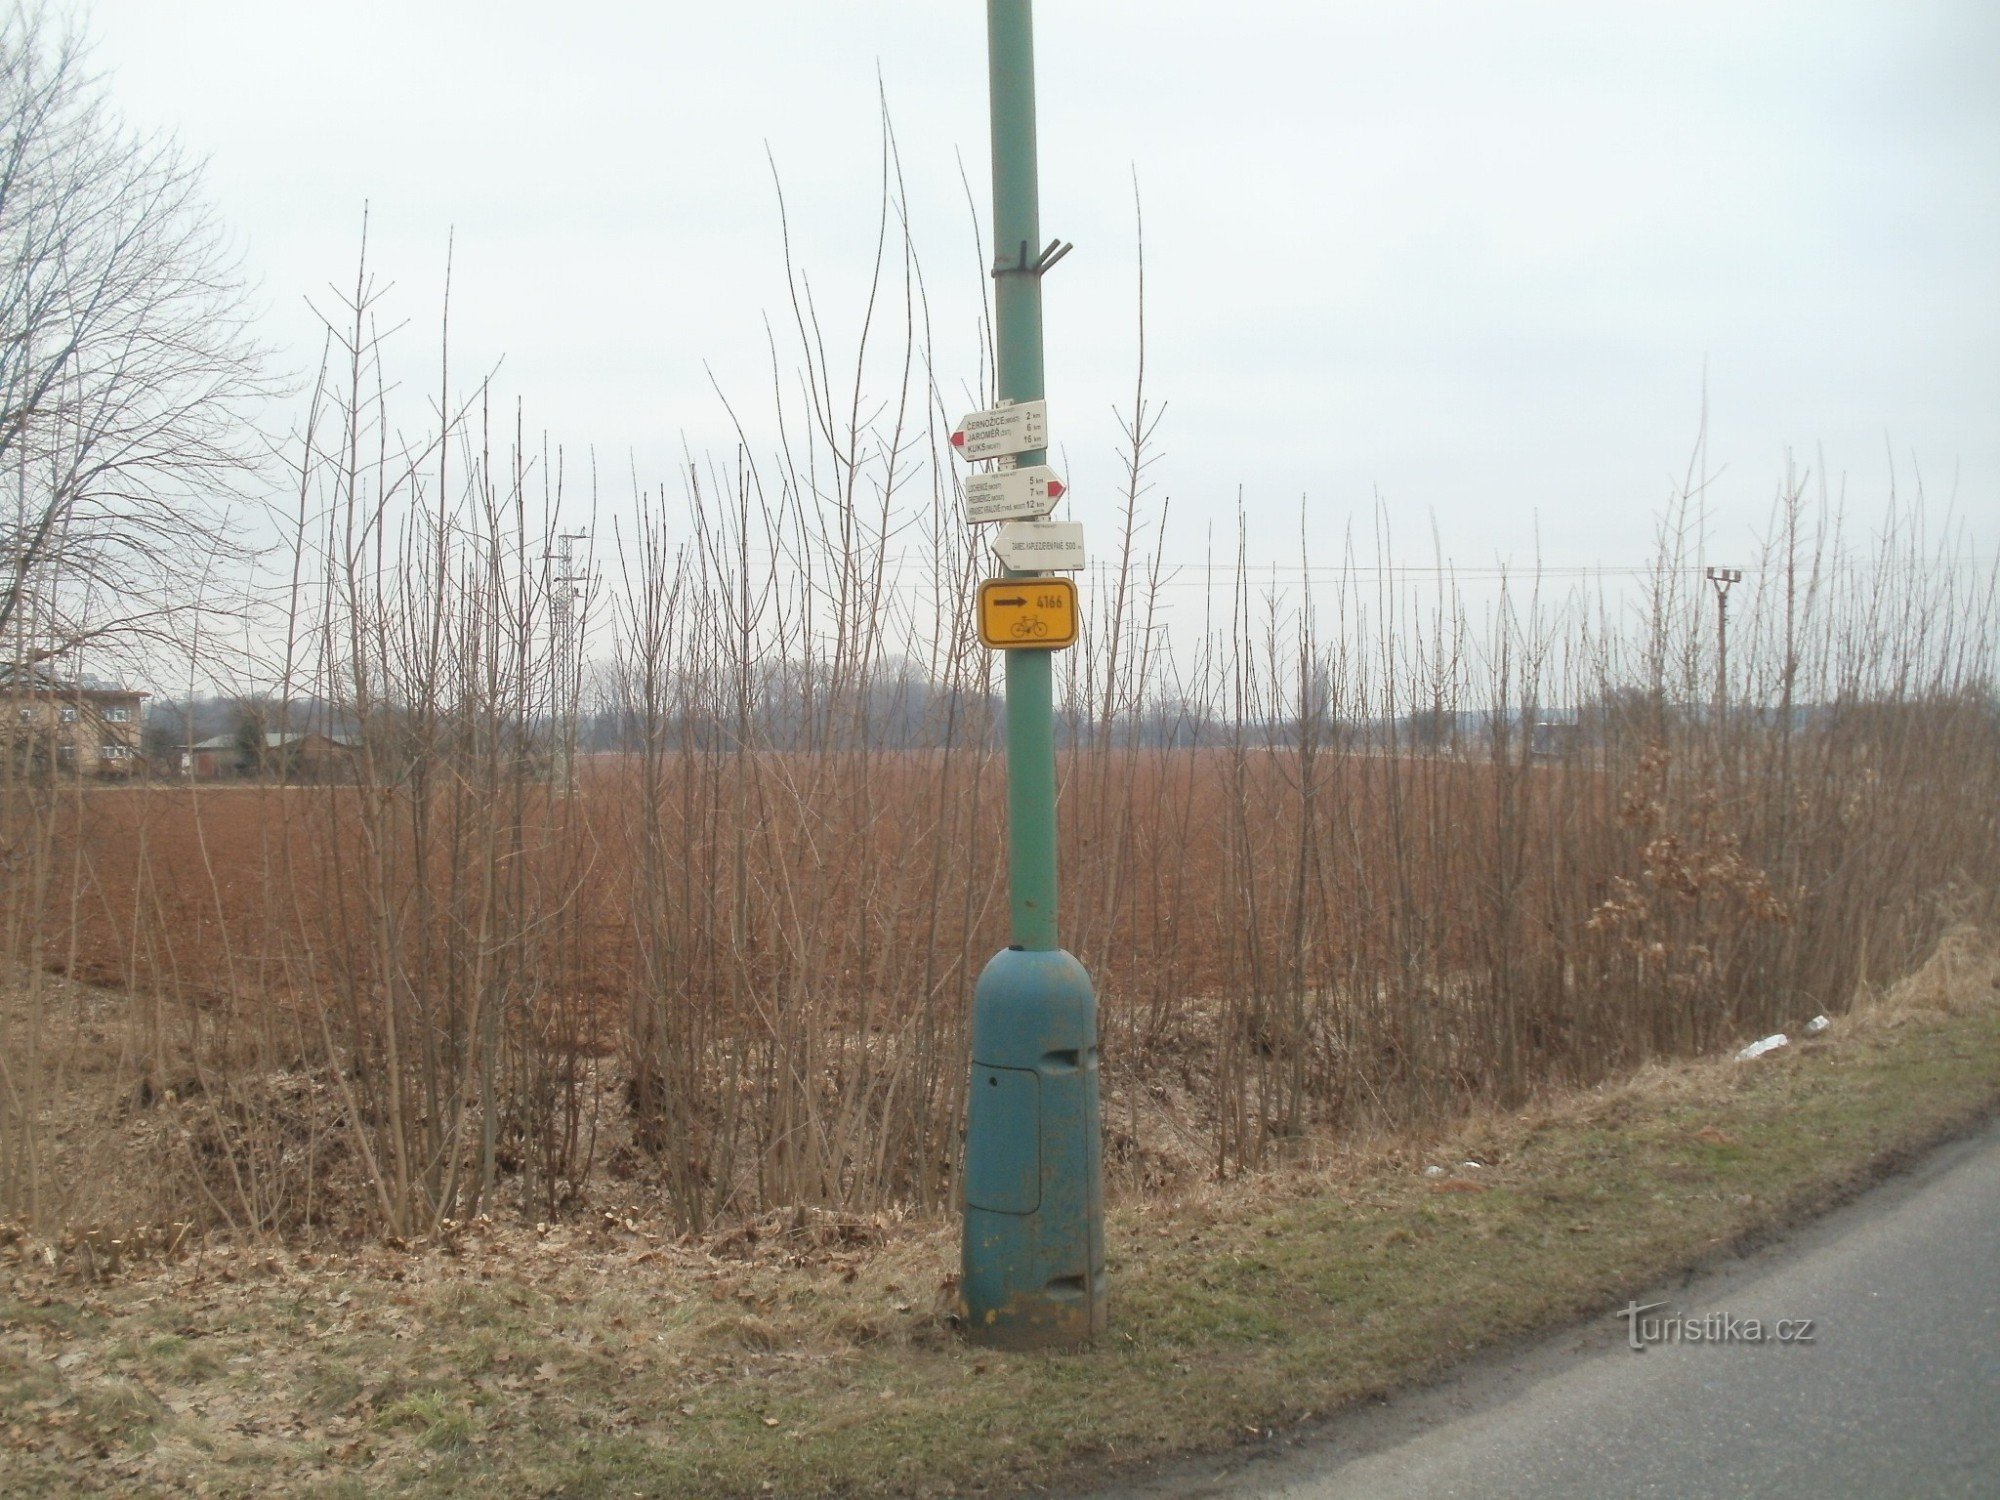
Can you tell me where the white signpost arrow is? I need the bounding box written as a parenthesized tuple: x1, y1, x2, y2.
(951, 399, 1048, 463)
(964, 466, 1066, 524)
(992, 520, 1085, 571)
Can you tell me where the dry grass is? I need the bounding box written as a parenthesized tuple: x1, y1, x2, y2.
(2, 924, 1995, 1497)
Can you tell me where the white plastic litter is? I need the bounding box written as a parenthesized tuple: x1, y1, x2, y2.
(1735, 1033, 1789, 1061)
(1804, 1015, 1831, 1035)
(1460, 1161, 1485, 1171)
(1423, 1165, 1446, 1178)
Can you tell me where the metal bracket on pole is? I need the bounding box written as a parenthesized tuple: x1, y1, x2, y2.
(992, 237, 1075, 279)
(1034, 238, 1074, 274)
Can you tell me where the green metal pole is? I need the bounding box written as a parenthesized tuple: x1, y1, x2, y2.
(989, 0, 1059, 954)
(960, 0, 1105, 1351)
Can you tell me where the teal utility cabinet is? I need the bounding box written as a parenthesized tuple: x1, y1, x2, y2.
(962, 946, 1105, 1346)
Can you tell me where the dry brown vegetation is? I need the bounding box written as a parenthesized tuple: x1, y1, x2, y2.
(2, 211, 1996, 1252)
(3, 533, 1995, 1249)
(3, 925, 1996, 1497)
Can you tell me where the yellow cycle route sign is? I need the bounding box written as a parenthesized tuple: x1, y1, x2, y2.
(978, 576, 1078, 650)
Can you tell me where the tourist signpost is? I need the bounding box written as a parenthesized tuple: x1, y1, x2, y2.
(951, 398, 1048, 462)
(963, 465, 1067, 524)
(976, 576, 1079, 649)
(991, 519, 1085, 572)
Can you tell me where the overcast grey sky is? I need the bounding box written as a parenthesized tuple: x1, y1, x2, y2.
(86, 1, 2000, 593)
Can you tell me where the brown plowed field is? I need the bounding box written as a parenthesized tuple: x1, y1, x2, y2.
(16, 749, 1604, 1025)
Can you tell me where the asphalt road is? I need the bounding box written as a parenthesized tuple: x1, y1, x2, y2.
(1095, 1119, 2000, 1500)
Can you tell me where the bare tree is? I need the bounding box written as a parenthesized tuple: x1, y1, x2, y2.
(0, 3, 268, 666)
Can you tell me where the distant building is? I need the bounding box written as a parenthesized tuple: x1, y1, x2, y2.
(181, 729, 357, 782)
(0, 664, 146, 776)
(1531, 720, 1581, 759)
(181, 734, 240, 778)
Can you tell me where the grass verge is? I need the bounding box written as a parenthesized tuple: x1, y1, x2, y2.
(3, 928, 1998, 1497)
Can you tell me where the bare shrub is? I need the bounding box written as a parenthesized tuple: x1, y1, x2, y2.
(5, 165, 1995, 1246)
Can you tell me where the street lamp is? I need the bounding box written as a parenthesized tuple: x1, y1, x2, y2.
(1705, 566, 1742, 735)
